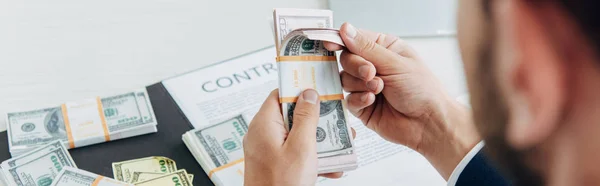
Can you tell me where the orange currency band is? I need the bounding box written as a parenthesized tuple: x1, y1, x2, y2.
(92, 176, 104, 186)
(276, 56, 337, 62)
(279, 94, 344, 103)
(61, 104, 75, 149)
(208, 158, 245, 178)
(96, 97, 111, 142)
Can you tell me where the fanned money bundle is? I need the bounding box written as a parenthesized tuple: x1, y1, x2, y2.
(112, 156, 193, 185)
(0, 140, 77, 186)
(182, 115, 247, 186)
(6, 89, 158, 157)
(273, 8, 358, 174)
(51, 167, 132, 186)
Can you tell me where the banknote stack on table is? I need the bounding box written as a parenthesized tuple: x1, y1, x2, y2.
(0, 140, 131, 186)
(6, 89, 158, 157)
(273, 8, 358, 173)
(52, 167, 133, 186)
(0, 141, 78, 186)
(182, 115, 247, 186)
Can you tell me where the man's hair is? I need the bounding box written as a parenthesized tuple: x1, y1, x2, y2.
(483, 1, 600, 56)
(478, 0, 599, 185)
(558, 1, 600, 56)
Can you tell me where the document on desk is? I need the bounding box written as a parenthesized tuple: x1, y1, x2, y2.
(162, 46, 446, 185)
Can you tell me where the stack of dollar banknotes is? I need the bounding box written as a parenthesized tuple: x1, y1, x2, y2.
(6, 89, 158, 157)
(181, 8, 357, 186)
(273, 8, 357, 174)
(0, 140, 193, 186)
(0, 140, 126, 186)
(182, 115, 247, 186)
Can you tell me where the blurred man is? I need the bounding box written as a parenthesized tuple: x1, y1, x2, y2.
(243, 0, 600, 185)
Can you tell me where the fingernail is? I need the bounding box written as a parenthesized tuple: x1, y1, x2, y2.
(345, 23, 357, 38)
(367, 80, 378, 91)
(302, 89, 319, 104)
(360, 93, 369, 102)
(358, 65, 371, 80)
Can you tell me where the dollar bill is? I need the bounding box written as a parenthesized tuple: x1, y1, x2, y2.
(1, 140, 68, 169)
(130, 172, 193, 184)
(112, 157, 177, 183)
(3, 147, 77, 186)
(132, 170, 192, 186)
(101, 91, 156, 132)
(7, 106, 68, 151)
(193, 115, 247, 168)
(7, 89, 157, 155)
(273, 8, 333, 52)
(51, 167, 132, 186)
(285, 100, 353, 156)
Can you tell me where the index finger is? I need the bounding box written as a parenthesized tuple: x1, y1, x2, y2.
(324, 41, 344, 51)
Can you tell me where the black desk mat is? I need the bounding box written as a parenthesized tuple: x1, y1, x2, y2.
(0, 83, 214, 186)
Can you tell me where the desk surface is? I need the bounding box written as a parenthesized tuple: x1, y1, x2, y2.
(0, 1, 466, 133)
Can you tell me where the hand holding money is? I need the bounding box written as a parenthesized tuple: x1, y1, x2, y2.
(273, 8, 358, 174)
(244, 90, 323, 186)
(325, 23, 480, 179)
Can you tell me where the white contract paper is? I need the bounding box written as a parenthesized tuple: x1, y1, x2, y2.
(162, 46, 447, 185)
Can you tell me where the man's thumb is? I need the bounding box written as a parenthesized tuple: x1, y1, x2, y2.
(286, 89, 321, 149)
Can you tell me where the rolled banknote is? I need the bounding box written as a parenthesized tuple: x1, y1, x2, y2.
(182, 115, 247, 186)
(273, 8, 358, 174)
(6, 89, 158, 157)
(51, 167, 132, 186)
(0, 140, 77, 186)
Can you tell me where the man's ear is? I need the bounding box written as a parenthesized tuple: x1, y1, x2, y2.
(495, 0, 568, 150)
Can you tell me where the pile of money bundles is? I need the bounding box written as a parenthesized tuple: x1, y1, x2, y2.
(112, 156, 194, 185)
(6, 89, 158, 157)
(182, 115, 247, 186)
(273, 8, 358, 173)
(0, 140, 142, 186)
(0, 140, 77, 185)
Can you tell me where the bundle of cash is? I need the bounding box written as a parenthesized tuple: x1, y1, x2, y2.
(0, 140, 77, 186)
(51, 167, 132, 186)
(112, 156, 193, 185)
(6, 89, 158, 157)
(273, 8, 358, 174)
(182, 115, 247, 186)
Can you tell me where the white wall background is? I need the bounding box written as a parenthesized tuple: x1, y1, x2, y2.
(0, 0, 464, 132)
(0, 0, 327, 131)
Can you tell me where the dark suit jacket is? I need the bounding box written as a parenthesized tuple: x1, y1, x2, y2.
(456, 151, 512, 186)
